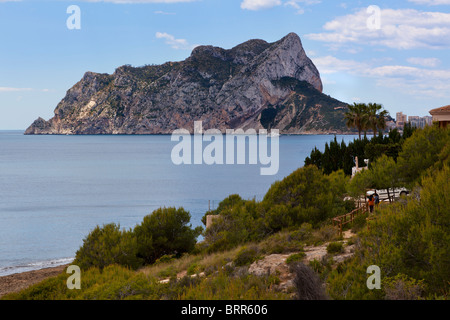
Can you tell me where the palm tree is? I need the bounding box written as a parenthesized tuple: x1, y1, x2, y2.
(345, 103, 369, 140)
(366, 103, 389, 137)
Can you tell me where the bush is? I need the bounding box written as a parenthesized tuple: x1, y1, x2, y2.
(74, 223, 142, 270)
(286, 252, 306, 265)
(327, 165, 450, 299)
(154, 254, 176, 265)
(259, 226, 311, 254)
(383, 274, 426, 300)
(291, 263, 328, 300)
(312, 225, 340, 244)
(203, 166, 351, 253)
(203, 199, 267, 253)
(178, 271, 289, 300)
(326, 242, 343, 254)
(233, 246, 261, 267)
(263, 166, 350, 228)
(187, 263, 200, 276)
(351, 214, 367, 233)
(134, 207, 203, 264)
(397, 125, 449, 186)
(74, 207, 202, 270)
(4, 265, 161, 300)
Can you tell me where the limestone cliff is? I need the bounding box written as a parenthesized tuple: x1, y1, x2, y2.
(25, 33, 348, 135)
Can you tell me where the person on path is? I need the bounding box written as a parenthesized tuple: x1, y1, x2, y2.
(374, 191, 380, 208)
(368, 193, 375, 213)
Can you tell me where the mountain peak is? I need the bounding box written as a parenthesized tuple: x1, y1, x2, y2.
(25, 33, 343, 135)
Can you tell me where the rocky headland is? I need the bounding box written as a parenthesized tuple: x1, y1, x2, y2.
(25, 33, 349, 135)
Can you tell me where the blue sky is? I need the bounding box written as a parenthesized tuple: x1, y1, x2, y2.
(1, 0, 449, 129)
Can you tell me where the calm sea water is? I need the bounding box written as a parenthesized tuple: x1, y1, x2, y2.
(0, 131, 358, 276)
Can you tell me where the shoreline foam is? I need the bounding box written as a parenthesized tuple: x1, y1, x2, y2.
(0, 257, 74, 277)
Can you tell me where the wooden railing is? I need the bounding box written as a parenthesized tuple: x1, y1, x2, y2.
(332, 205, 368, 237)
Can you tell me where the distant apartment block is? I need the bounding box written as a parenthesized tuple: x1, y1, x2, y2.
(395, 112, 432, 129)
(396, 112, 407, 128)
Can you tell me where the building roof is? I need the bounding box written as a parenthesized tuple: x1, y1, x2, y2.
(430, 105, 450, 115)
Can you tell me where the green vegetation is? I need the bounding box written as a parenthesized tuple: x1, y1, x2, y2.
(73, 207, 202, 271)
(286, 252, 306, 265)
(3, 125, 449, 301)
(2, 264, 289, 300)
(397, 125, 450, 186)
(178, 272, 288, 300)
(305, 126, 414, 176)
(233, 246, 262, 267)
(326, 242, 343, 254)
(327, 165, 450, 299)
(344, 102, 389, 139)
(134, 207, 203, 265)
(203, 165, 353, 253)
(73, 223, 141, 271)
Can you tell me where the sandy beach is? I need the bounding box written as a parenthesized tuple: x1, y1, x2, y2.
(0, 265, 68, 299)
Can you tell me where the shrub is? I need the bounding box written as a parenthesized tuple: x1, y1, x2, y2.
(312, 225, 340, 244)
(233, 246, 261, 267)
(154, 254, 176, 265)
(397, 126, 449, 186)
(203, 199, 266, 253)
(327, 165, 450, 299)
(4, 265, 161, 300)
(383, 274, 426, 300)
(291, 263, 328, 300)
(204, 166, 351, 253)
(327, 242, 343, 254)
(134, 207, 203, 264)
(259, 228, 309, 254)
(178, 271, 290, 300)
(74, 207, 202, 270)
(263, 166, 342, 227)
(351, 214, 367, 233)
(308, 259, 324, 275)
(74, 223, 142, 270)
(187, 263, 200, 276)
(286, 252, 306, 265)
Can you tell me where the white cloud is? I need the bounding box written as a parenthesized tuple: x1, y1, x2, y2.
(84, 0, 196, 3)
(408, 0, 450, 5)
(0, 87, 33, 92)
(154, 10, 176, 15)
(1, 0, 197, 3)
(155, 32, 197, 50)
(307, 8, 450, 50)
(407, 57, 441, 67)
(311, 55, 450, 99)
(241, 0, 282, 11)
(241, 0, 320, 13)
(311, 55, 369, 75)
(284, 1, 305, 14)
(285, 0, 321, 12)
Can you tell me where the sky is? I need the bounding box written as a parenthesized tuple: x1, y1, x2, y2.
(0, 0, 449, 130)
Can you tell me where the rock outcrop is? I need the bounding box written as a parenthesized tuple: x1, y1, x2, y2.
(25, 33, 348, 135)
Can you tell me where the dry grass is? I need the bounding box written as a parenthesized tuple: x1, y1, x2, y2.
(138, 245, 246, 280)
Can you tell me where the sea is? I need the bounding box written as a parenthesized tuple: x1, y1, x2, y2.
(0, 131, 358, 276)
